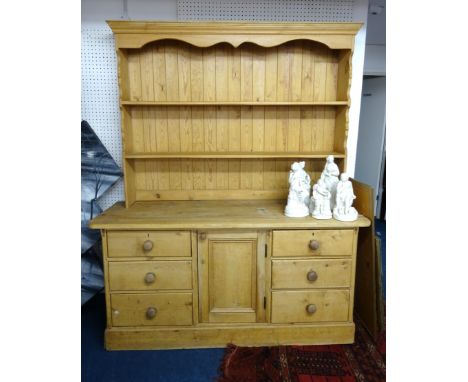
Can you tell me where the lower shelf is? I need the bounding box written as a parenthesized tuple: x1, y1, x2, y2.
(105, 322, 355, 350)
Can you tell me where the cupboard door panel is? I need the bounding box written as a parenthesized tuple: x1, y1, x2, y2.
(199, 232, 259, 323)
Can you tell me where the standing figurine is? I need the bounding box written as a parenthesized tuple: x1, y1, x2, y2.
(310, 177, 332, 219)
(333, 172, 358, 221)
(321, 155, 340, 210)
(284, 161, 311, 218)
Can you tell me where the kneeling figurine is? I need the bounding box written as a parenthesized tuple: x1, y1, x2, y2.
(310, 177, 332, 219)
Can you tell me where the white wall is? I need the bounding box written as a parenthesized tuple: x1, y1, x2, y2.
(81, 0, 369, 206)
(355, 0, 386, 215)
(348, 0, 369, 176)
(364, 45, 386, 75)
(354, 76, 386, 214)
(364, 0, 385, 75)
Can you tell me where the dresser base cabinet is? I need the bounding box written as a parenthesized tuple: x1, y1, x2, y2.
(90, 200, 370, 350)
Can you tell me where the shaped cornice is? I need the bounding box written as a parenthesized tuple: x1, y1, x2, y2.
(107, 21, 362, 50)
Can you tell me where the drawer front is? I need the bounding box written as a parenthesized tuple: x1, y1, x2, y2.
(272, 259, 352, 289)
(111, 293, 193, 327)
(107, 231, 191, 258)
(108, 260, 192, 291)
(272, 229, 354, 257)
(271, 290, 349, 323)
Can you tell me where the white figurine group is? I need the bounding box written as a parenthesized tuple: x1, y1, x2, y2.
(284, 156, 358, 221)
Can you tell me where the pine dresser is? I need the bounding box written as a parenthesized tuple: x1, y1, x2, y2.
(89, 21, 371, 350)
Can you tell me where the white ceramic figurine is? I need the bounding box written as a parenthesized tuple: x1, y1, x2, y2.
(321, 155, 340, 209)
(333, 172, 358, 221)
(284, 161, 311, 218)
(310, 177, 332, 219)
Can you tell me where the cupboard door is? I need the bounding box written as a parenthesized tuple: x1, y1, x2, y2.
(199, 232, 264, 323)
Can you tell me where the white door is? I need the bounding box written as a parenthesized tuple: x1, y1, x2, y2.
(354, 76, 386, 217)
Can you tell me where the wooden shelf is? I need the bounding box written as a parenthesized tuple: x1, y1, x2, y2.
(121, 101, 349, 107)
(125, 152, 346, 159)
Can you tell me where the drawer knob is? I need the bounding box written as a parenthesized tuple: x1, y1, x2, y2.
(199, 232, 207, 241)
(309, 240, 320, 250)
(143, 240, 153, 252)
(146, 307, 157, 319)
(306, 304, 317, 314)
(144, 272, 156, 284)
(307, 270, 318, 282)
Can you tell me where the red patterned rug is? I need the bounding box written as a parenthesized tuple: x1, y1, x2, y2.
(217, 319, 385, 382)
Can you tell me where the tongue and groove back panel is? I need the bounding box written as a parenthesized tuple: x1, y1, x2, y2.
(110, 22, 356, 206)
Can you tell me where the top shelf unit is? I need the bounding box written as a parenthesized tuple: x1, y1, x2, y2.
(107, 21, 361, 206)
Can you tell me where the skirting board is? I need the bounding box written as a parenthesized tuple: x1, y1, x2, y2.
(105, 323, 355, 350)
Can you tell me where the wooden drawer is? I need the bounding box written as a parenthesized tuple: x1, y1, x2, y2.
(271, 259, 352, 289)
(272, 229, 354, 257)
(107, 231, 191, 258)
(108, 260, 192, 291)
(271, 290, 350, 323)
(111, 292, 193, 327)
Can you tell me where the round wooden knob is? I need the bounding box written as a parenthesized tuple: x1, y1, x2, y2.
(309, 240, 320, 250)
(199, 232, 207, 241)
(307, 270, 318, 282)
(143, 240, 153, 252)
(144, 272, 156, 284)
(146, 307, 157, 319)
(306, 304, 317, 314)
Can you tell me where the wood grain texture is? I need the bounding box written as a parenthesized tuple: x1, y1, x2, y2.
(108, 260, 192, 291)
(108, 21, 361, 51)
(107, 231, 191, 258)
(271, 259, 352, 289)
(199, 232, 258, 323)
(117, 33, 355, 203)
(105, 323, 356, 350)
(101, 230, 113, 329)
(111, 292, 193, 326)
(272, 229, 355, 257)
(97, 22, 364, 351)
(347, 228, 359, 323)
(351, 178, 380, 339)
(90, 200, 371, 230)
(129, 157, 331, 201)
(191, 231, 199, 325)
(271, 290, 350, 323)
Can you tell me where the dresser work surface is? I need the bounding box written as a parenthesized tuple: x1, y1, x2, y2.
(90, 200, 370, 350)
(90, 200, 371, 229)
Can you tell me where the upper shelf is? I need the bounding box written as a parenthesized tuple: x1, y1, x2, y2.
(107, 21, 362, 50)
(125, 152, 346, 159)
(121, 101, 349, 107)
